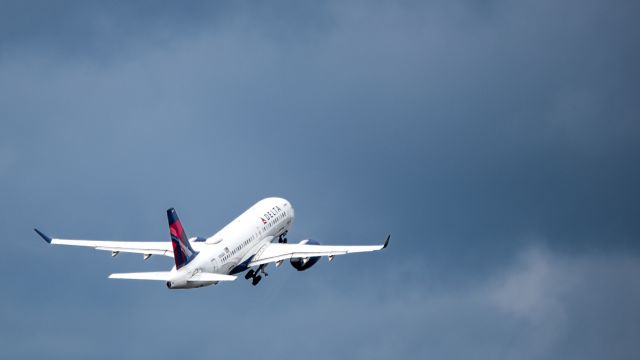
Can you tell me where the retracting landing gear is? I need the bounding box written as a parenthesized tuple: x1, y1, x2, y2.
(246, 264, 269, 286)
(245, 269, 255, 280)
(278, 231, 288, 244)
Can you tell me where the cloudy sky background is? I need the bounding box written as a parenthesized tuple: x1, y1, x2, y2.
(1, 0, 639, 359)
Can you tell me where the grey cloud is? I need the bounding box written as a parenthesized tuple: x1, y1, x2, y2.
(301, 247, 640, 360)
(4, 245, 638, 360)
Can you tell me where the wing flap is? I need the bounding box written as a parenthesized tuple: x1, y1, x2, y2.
(53, 239, 174, 257)
(95, 246, 172, 257)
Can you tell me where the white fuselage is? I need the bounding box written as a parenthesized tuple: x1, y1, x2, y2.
(167, 197, 294, 287)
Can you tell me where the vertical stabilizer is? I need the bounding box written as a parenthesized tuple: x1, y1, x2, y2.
(167, 208, 198, 269)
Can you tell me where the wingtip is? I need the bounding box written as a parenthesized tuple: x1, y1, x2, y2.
(34, 228, 52, 244)
(382, 234, 390, 249)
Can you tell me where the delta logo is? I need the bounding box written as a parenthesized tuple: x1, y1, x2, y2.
(261, 206, 283, 225)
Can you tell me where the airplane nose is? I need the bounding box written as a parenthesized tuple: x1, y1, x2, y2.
(287, 202, 295, 220)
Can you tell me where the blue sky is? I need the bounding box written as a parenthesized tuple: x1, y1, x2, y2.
(1, 1, 639, 359)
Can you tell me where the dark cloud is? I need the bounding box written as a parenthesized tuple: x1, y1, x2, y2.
(1, 0, 639, 359)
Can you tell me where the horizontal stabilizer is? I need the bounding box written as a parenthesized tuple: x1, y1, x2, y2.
(108, 271, 237, 282)
(188, 272, 237, 282)
(109, 272, 173, 281)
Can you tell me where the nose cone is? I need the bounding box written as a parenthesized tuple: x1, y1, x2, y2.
(281, 199, 294, 221)
(289, 203, 295, 221)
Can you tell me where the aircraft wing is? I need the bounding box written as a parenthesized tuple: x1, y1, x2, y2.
(34, 228, 173, 257)
(248, 235, 390, 267)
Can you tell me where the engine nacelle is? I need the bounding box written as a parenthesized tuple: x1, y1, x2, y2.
(290, 239, 321, 271)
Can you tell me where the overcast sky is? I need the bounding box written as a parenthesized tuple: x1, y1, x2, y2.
(1, 1, 639, 359)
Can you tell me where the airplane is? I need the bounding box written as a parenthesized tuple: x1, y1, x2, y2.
(35, 197, 390, 289)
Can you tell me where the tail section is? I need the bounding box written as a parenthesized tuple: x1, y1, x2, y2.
(167, 208, 198, 269)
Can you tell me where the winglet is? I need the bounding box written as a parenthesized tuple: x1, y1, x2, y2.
(34, 228, 52, 244)
(382, 234, 390, 249)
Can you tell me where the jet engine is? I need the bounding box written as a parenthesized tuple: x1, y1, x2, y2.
(290, 239, 321, 271)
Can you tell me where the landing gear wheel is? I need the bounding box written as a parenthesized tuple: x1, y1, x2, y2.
(252, 275, 262, 286)
(278, 233, 289, 243)
(245, 269, 255, 280)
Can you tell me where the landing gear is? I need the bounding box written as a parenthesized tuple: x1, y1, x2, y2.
(246, 264, 268, 286)
(244, 269, 255, 280)
(278, 231, 288, 243)
(252, 275, 262, 286)
(254, 264, 269, 277)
